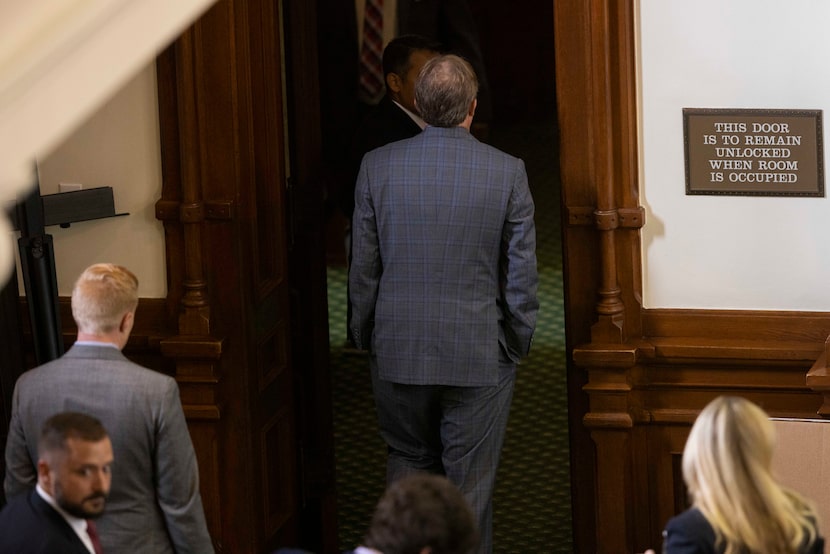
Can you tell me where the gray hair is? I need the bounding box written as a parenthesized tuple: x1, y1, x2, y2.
(414, 54, 478, 127)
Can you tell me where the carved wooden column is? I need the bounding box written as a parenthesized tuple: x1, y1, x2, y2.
(153, 1, 334, 550)
(155, 23, 224, 548)
(588, 0, 625, 345)
(556, 0, 644, 551)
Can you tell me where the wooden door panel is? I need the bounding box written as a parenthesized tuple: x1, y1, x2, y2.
(154, 0, 335, 551)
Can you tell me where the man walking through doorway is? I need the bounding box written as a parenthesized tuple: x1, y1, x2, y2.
(349, 54, 539, 553)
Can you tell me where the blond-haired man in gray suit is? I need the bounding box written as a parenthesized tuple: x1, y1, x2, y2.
(4, 263, 213, 553)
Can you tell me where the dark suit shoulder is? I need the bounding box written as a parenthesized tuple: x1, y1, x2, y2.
(663, 508, 717, 554)
(342, 96, 423, 217)
(664, 507, 824, 554)
(353, 97, 421, 155)
(806, 535, 825, 554)
(0, 491, 89, 554)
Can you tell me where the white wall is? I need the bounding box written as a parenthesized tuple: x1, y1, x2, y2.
(14, 63, 167, 298)
(0, 0, 217, 289)
(639, 0, 830, 310)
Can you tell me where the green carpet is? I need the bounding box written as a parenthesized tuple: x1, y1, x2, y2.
(328, 116, 572, 553)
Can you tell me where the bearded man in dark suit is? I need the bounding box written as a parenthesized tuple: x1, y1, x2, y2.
(0, 412, 113, 554)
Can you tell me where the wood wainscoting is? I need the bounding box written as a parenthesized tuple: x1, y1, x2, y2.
(575, 310, 830, 552)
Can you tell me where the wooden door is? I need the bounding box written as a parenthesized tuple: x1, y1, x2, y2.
(155, 0, 336, 551)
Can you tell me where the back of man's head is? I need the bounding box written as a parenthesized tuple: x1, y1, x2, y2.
(38, 411, 109, 462)
(37, 412, 112, 520)
(414, 55, 478, 128)
(71, 263, 138, 335)
(363, 474, 479, 554)
(382, 35, 441, 79)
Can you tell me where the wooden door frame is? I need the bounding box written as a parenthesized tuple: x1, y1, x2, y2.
(282, 0, 339, 549)
(154, 0, 336, 551)
(554, 1, 641, 550)
(554, 2, 830, 552)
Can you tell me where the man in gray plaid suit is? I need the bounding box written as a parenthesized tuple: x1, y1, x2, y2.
(349, 54, 538, 554)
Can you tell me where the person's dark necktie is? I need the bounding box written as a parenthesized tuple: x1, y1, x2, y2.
(359, 0, 385, 103)
(86, 520, 104, 554)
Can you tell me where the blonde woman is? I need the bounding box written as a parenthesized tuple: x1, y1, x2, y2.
(663, 396, 824, 553)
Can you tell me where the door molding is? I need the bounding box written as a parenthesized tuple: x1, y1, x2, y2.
(553, 1, 829, 551)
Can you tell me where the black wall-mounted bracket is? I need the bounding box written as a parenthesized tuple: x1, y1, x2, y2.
(10, 186, 128, 230)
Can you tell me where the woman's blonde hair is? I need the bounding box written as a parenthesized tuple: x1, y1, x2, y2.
(683, 396, 819, 553)
(70, 263, 138, 335)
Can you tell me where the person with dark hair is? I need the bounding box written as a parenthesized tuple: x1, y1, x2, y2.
(4, 263, 213, 553)
(397, 0, 492, 131)
(348, 474, 479, 554)
(349, 54, 538, 554)
(0, 412, 113, 554)
(341, 34, 441, 221)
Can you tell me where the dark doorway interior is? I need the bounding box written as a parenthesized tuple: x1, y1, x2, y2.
(319, 2, 569, 552)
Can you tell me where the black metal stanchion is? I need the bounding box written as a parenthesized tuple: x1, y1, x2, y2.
(16, 173, 63, 365)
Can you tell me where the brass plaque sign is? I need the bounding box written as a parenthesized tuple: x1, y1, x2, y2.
(683, 108, 824, 196)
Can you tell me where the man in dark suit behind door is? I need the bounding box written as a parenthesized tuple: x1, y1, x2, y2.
(340, 34, 441, 222)
(397, 0, 492, 128)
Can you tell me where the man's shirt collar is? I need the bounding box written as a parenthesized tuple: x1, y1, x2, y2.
(392, 99, 427, 130)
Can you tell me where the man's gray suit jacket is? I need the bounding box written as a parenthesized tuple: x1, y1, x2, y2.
(349, 125, 539, 386)
(4, 344, 214, 554)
